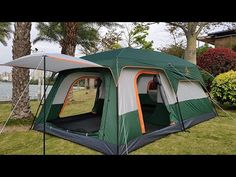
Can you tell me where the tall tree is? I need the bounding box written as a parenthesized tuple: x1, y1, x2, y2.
(100, 28, 123, 51)
(123, 23, 154, 50)
(62, 22, 78, 56)
(0, 22, 11, 46)
(166, 22, 236, 64)
(12, 22, 33, 119)
(34, 22, 116, 56)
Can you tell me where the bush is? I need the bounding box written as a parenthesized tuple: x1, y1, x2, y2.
(196, 43, 212, 57)
(211, 70, 236, 105)
(200, 69, 214, 91)
(160, 43, 185, 58)
(197, 48, 236, 76)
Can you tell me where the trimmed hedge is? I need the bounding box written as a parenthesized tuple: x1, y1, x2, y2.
(211, 70, 236, 105)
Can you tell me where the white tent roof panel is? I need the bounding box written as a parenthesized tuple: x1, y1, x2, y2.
(1, 53, 102, 72)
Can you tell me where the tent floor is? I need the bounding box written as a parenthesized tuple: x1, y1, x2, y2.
(49, 112, 102, 133)
(145, 122, 168, 133)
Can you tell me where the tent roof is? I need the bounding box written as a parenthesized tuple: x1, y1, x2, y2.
(81, 47, 197, 80)
(2, 53, 102, 72)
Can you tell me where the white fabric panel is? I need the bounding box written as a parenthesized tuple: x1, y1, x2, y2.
(137, 75, 163, 103)
(159, 72, 177, 104)
(53, 72, 101, 104)
(99, 81, 105, 99)
(118, 68, 177, 115)
(177, 81, 207, 102)
(118, 69, 137, 115)
(137, 75, 153, 94)
(2, 53, 102, 72)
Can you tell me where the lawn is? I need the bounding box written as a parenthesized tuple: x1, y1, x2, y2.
(0, 89, 236, 155)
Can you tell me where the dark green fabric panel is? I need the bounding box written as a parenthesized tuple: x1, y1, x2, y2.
(92, 99, 104, 115)
(119, 111, 142, 145)
(139, 94, 156, 105)
(169, 98, 215, 121)
(165, 65, 205, 92)
(98, 71, 118, 144)
(81, 47, 200, 86)
(144, 103, 170, 126)
(36, 73, 68, 124)
(139, 94, 170, 126)
(47, 104, 63, 120)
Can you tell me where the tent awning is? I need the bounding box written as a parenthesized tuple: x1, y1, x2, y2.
(1, 53, 103, 72)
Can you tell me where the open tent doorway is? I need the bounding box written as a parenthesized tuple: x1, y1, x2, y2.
(136, 72, 171, 133)
(48, 75, 105, 135)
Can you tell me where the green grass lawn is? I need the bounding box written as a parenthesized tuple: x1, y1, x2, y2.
(0, 89, 236, 155)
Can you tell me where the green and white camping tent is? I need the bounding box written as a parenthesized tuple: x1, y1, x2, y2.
(4, 47, 217, 154)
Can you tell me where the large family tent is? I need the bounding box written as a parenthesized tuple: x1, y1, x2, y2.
(3, 47, 217, 154)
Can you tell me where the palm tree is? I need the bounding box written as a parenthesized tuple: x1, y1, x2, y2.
(34, 22, 117, 94)
(0, 22, 11, 46)
(12, 22, 33, 119)
(33, 22, 103, 56)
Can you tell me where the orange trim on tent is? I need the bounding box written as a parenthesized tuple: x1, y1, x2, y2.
(59, 76, 99, 115)
(134, 70, 159, 134)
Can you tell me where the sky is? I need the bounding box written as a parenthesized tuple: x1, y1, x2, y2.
(0, 22, 208, 73)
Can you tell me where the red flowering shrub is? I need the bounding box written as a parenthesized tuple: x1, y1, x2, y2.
(197, 48, 236, 76)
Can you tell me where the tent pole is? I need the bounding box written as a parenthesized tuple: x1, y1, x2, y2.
(116, 86, 119, 155)
(30, 73, 56, 130)
(176, 96, 186, 131)
(43, 55, 46, 155)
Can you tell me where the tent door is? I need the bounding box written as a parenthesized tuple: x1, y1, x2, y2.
(135, 71, 170, 134)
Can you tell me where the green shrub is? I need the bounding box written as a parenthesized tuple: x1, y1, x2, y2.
(200, 70, 214, 91)
(211, 70, 236, 105)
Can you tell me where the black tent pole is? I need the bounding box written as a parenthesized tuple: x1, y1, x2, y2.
(43, 55, 46, 155)
(176, 96, 186, 131)
(116, 86, 119, 155)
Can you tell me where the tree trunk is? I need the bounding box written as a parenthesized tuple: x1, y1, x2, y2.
(184, 34, 197, 64)
(61, 22, 78, 56)
(61, 22, 78, 102)
(12, 22, 33, 119)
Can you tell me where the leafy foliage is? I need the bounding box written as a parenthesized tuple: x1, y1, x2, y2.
(165, 22, 236, 63)
(196, 43, 212, 57)
(100, 29, 123, 51)
(159, 43, 185, 58)
(34, 22, 108, 54)
(199, 69, 214, 91)
(130, 23, 154, 50)
(197, 48, 236, 76)
(232, 44, 236, 52)
(211, 70, 236, 105)
(0, 22, 12, 46)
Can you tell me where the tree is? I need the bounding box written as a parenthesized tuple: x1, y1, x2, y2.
(12, 22, 33, 119)
(159, 43, 185, 58)
(100, 28, 123, 51)
(123, 23, 154, 50)
(166, 22, 236, 64)
(34, 22, 117, 56)
(0, 22, 11, 46)
(34, 22, 98, 56)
